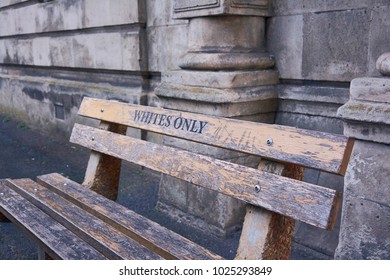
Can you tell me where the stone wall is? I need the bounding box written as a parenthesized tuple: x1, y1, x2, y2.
(267, 0, 390, 259)
(0, 0, 191, 136)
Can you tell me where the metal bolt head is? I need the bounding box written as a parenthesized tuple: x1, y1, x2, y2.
(100, 108, 104, 113)
(91, 137, 95, 141)
(266, 138, 273, 146)
(255, 185, 261, 193)
(0, 192, 4, 196)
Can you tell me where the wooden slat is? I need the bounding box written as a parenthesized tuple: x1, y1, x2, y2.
(5, 178, 163, 260)
(37, 173, 223, 260)
(77, 97, 353, 175)
(0, 181, 107, 260)
(70, 124, 341, 229)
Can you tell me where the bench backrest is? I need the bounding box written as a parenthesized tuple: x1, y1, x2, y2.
(70, 97, 354, 258)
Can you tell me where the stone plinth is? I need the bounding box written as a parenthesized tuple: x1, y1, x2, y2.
(335, 54, 390, 259)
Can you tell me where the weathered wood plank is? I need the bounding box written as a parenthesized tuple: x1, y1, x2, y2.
(5, 178, 163, 260)
(77, 97, 353, 175)
(236, 162, 303, 260)
(83, 121, 127, 200)
(37, 173, 223, 260)
(0, 181, 107, 260)
(70, 124, 341, 229)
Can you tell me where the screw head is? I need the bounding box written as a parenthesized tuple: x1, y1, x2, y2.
(255, 185, 261, 193)
(91, 137, 95, 141)
(100, 108, 104, 113)
(266, 138, 273, 146)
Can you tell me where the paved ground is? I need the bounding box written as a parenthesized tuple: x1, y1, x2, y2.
(0, 113, 320, 260)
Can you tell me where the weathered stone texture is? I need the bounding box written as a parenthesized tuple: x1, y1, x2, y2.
(301, 9, 370, 81)
(147, 25, 188, 72)
(272, 0, 390, 15)
(0, 0, 142, 36)
(268, 2, 390, 81)
(0, 31, 143, 70)
(335, 142, 390, 259)
(267, 15, 303, 79)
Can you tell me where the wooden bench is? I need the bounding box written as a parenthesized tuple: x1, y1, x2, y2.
(0, 97, 354, 260)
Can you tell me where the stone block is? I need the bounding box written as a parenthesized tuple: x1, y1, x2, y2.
(368, 6, 390, 76)
(335, 196, 390, 259)
(267, 15, 303, 79)
(147, 25, 188, 72)
(0, 31, 142, 71)
(343, 141, 390, 206)
(278, 84, 350, 104)
(0, 0, 141, 37)
(302, 9, 370, 81)
(350, 77, 390, 103)
(188, 16, 265, 52)
(173, 0, 271, 18)
(146, 0, 188, 27)
(163, 69, 278, 89)
(179, 52, 275, 71)
(275, 112, 344, 134)
(272, 0, 390, 16)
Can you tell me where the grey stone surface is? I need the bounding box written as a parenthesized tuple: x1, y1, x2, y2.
(0, 31, 144, 71)
(343, 141, 390, 206)
(272, 0, 390, 16)
(173, 0, 271, 18)
(188, 16, 265, 52)
(163, 69, 278, 89)
(267, 14, 303, 79)
(0, 72, 145, 136)
(179, 52, 275, 71)
(367, 6, 390, 76)
(0, 0, 142, 36)
(336, 194, 390, 259)
(376, 53, 390, 76)
(350, 77, 390, 103)
(0, 0, 28, 9)
(302, 9, 370, 81)
(268, 4, 390, 81)
(147, 24, 188, 72)
(276, 112, 344, 134)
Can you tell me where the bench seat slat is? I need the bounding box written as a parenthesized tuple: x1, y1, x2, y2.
(70, 124, 341, 230)
(0, 181, 107, 260)
(5, 178, 163, 260)
(36, 173, 223, 260)
(78, 97, 353, 175)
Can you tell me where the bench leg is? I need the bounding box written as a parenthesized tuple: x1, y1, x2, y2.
(37, 247, 53, 260)
(82, 122, 127, 200)
(235, 162, 303, 260)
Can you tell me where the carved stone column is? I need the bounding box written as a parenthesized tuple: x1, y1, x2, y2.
(155, 0, 277, 237)
(335, 53, 390, 259)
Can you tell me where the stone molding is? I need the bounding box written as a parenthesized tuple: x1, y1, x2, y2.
(173, 0, 271, 18)
(337, 54, 390, 144)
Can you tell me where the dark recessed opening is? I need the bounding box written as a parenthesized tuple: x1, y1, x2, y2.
(54, 103, 65, 120)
